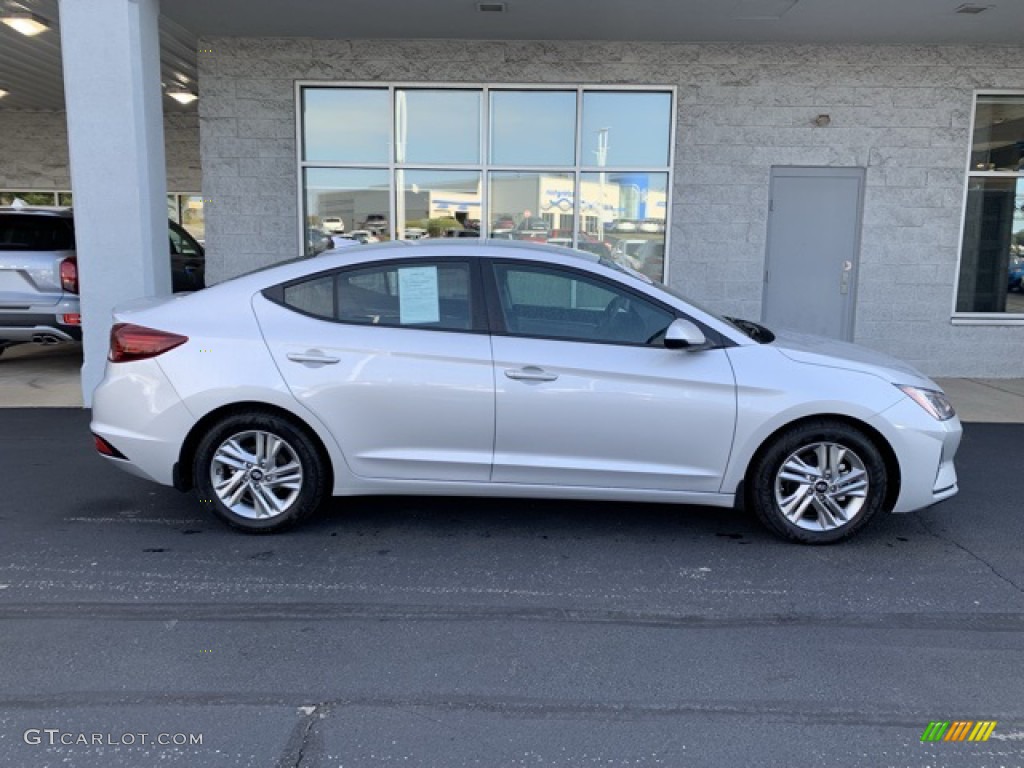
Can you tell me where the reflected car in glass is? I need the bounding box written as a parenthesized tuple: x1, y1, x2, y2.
(91, 241, 961, 544)
(1009, 257, 1024, 292)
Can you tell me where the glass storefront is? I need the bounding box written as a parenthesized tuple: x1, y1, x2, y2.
(298, 84, 675, 280)
(955, 94, 1024, 317)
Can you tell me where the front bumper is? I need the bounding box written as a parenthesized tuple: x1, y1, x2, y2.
(870, 396, 962, 513)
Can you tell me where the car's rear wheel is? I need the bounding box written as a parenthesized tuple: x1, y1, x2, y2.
(749, 420, 888, 544)
(194, 412, 326, 533)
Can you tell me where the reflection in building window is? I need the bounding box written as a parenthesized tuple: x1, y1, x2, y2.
(299, 85, 675, 280)
(955, 94, 1024, 315)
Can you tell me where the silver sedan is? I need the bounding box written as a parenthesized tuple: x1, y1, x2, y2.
(91, 241, 961, 543)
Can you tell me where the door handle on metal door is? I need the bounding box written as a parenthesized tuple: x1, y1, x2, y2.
(840, 260, 852, 295)
(286, 351, 340, 365)
(504, 366, 558, 382)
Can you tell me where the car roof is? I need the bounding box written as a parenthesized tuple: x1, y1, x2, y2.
(380, 237, 601, 263)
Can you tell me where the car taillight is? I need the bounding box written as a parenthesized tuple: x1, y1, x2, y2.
(108, 323, 188, 362)
(60, 257, 78, 294)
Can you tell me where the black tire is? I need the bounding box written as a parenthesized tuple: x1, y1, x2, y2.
(748, 419, 888, 544)
(193, 411, 327, 533)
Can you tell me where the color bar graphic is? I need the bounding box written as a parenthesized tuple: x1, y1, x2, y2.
(921, 720, 996, 742)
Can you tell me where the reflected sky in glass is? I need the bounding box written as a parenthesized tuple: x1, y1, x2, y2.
(401, 170, 481, 194)
(490, 91, 576, 166)
(400, 90, 481, 165)
(581, 92, 672, 168)
(303, 89, 389, 163)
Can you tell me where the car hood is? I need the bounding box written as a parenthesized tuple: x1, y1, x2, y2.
(770, 329, 937, 388)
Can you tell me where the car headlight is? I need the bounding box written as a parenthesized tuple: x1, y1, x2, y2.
(896, 385, 956, 421)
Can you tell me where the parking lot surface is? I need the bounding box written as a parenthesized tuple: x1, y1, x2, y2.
(0, 409, 1022, 767)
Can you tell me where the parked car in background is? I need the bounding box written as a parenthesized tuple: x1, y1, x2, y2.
(305, 228, 332, 255)
(328, 234, 361, 250)
(547, 230, 612, 260)
(361, 214, 388, 234)
(612, 219, 638, 233)
(610, 238, 648, 270)
(346, 230, 380, 244)
(633, 240, 665, 277)
(639, 219, 665, 234)
(0, 202, 204, 356)
(1009, 257, 1024, 292)
(92, 240, 960, 544)
(321, 217, 345, 234)
(514, 216, 550, 242)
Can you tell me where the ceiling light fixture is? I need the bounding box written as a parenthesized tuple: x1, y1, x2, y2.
(476, 2, 507, 12)
(0, 88, 8, 98)
(168, 90, 197, 105)
(954, 3, 991, 13)
(1, 11, 51, 36)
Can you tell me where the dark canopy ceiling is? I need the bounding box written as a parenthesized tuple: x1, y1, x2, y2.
(0, 0, 1021, 111)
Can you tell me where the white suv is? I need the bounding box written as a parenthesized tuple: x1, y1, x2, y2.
(0, 203, 204, 356)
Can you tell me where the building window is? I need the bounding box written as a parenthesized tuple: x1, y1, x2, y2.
(298, 84, 675, 281)
(955, 93, 1024, 318)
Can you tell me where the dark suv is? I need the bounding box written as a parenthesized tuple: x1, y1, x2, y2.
(0, 204, 204, 355)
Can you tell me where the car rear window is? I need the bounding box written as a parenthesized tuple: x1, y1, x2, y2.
(0, 215, 75, 251)
(274, 262, 474, 332)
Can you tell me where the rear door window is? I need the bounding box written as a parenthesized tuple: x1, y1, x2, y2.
(272, 261, 478, 332)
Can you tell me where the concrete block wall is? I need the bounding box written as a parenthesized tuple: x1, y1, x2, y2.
(0, 109, 201, 194)
(197, 39, 1024, 376)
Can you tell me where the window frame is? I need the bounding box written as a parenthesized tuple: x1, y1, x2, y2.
(951, 89, 1024, 325)
(263, 256, 489, 335)
(295, 82, 677, 281)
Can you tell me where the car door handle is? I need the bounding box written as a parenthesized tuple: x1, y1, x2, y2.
(286, 351, 340, 365)
(504, 366, 558, 382)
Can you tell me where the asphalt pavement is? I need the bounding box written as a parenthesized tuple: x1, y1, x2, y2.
(0, 409, 1022, 767)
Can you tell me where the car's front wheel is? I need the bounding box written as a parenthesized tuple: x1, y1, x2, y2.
(193, 412, 327, 533)
(749, 420, 888, 544)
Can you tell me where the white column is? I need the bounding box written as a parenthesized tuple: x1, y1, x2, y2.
(59, 0, 170, 406)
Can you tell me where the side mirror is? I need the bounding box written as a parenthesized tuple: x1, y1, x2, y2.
(664, 318, 706, 350)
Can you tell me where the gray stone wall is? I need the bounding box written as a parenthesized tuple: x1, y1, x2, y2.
(0, 109, 201, 193)
(197, 38, 1024, 376)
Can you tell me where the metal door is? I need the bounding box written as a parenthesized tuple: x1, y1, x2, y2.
(762, 167, 865, 340)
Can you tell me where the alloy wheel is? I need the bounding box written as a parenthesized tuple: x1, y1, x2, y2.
(773, 441, 869, 532)
(210, 430, 304, 520)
